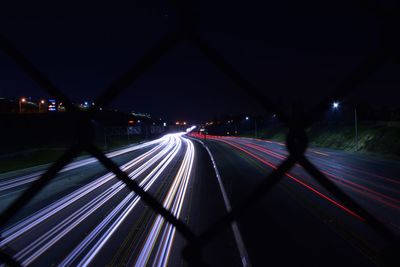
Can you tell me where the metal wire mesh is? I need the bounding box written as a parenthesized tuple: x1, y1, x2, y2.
(0, 1, 398, 266)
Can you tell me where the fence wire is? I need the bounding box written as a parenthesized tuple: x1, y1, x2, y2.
(0, 1, 399, 266)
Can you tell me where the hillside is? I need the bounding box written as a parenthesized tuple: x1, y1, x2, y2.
(249, 122, 400, 158)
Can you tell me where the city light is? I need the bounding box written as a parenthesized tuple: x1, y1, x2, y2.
(19, 98, 27, 113)
(333, 101, 339, 109)
(48, 99, 57, 112)
(40, 100, 45, 104)
(186, 126, 196, 132)
(245, 116, 249, 120)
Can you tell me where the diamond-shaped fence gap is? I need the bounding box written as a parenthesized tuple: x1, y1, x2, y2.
(0, 149, 127, 266)
(192, 1, 380, 102)
(0, 46, 50, 107)
(102, 40, 266, 123)
(209, 157, 368, 266)
(0, 48, 78, 168)
(0, 44, 82, 178)
(345, 60, 400, 108)
(2, 4, 177, 112)
(0, 34, 75, 111)
(92, 31, 182, 110)
(85, 143, 196, 240)
(190, 156, 297, 248)
(0, 113, 85, 167)
(305, 50, 388, 127)
(63, 29, 179, 109)
(0, 146, 81, 228)
(0, 145, 91, 218)
(296, 152, 396, 240)
(298, 156, 394, 237)
(176, 139, 251, 267)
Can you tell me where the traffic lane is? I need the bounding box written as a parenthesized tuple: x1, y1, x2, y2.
(0, 141, 164, 225)
(88, 137, 192, 266)
(167, 139, 243, 267)
(1, 138, 176, 265)
(0, 140, 162, 194)
(234, 137, 400, 188)
(219, 137, 400, 231)
(209, 137, 399, 257)
(93, 137, 242, 267)
(206, 140, 378, 267)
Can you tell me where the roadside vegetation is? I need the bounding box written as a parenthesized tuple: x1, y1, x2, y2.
(242, 121, 400, 159)
(0, 135, 145, 174)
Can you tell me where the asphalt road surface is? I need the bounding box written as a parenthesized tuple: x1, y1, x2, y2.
(0, 132, 399, 266)
(0, 133, 241, 266)
(195, 134, 400, 267)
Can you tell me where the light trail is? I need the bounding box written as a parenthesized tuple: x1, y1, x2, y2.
(61, 135, 184, 266)
(205, 136, 365, 220)
(196, 134, 399, 228)
(240, 140, 400, 211)
(0, 133, 197, 267)
(12, 136, 177, 265)
(134, 137, 194, 267)
(1, 137, 170, 244)
(0, 138, 164, 192)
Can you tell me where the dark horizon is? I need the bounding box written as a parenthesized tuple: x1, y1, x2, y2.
(1, 1, 400, 121)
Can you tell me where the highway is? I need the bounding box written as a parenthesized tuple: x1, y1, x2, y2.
(193, 134, 400, 267)
(0, 133, 221, 266)
(0, 131, 399, 266)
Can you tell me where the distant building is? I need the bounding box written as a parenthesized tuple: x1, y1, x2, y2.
(48, 99, 57, 112)
(131, 112, 151, 118)
(0, 98, 18, 113)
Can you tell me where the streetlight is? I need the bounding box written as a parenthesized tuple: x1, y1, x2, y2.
(19, 98, 26, 113)
(38, 99, 45, 112)
(245, 116, 257, 138)
(354, 106, 358, 151)
(332, 101, 358, 151)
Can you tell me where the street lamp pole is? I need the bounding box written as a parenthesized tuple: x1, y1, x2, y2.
(354, 107, 358, 151)
(38, 100, 44, 113)
(334, 101, 358, 151)
(19, 98, 26, 113)
(254, 119, 258, 138)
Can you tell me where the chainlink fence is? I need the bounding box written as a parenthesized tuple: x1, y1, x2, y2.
(0, 1, 399, 266)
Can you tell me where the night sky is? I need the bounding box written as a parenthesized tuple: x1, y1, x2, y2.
(1, 1, 399, 121)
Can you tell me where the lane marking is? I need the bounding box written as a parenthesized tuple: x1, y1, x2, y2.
(194, 139, 252, 267)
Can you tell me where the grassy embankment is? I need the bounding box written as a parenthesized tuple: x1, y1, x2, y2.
(242, 121, 400, 159)
(0, 135, 144, 174)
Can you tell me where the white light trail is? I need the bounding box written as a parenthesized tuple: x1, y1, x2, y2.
(13, 137, 178, 265)
(135, 137, 195, 267)
(0, 138, 164, 192)
(0, 133, 197, 267)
